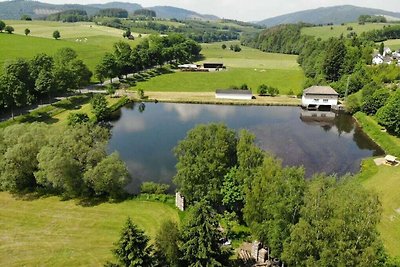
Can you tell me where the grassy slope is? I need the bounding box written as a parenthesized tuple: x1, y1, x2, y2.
(136, 42, 304, 94)
(354, 112, 400, 257)
(301, 22, 396, 40)
(385, 39, 400, 50)
(0, 192, 179, 266)
(0, 21, 139, 73)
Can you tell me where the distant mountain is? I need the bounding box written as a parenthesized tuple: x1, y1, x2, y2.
(147, 6, 219, 20)
(0, 0, 218, 20)
(258, 5, 400, 27)
(88, 2, 142, 13)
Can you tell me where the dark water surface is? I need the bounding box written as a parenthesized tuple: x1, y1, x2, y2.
(108, 102, 383, 192)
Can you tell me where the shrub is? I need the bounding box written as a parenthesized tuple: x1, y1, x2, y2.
(140, 182, 170, 194)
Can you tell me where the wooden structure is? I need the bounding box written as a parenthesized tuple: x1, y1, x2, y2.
(203, 62, 224, 69)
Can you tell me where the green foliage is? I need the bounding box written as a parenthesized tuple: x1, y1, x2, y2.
(96, 52, 118, 83)
(230, 44, 242, 52)
(45, 9, 88, 22)
(379, 42, 385, 55)
(282, 176, 385, 266)
(133, 9, 156, 18)
(180, 200, 229, 267)
(20, 14, 32, 21)
(323, 38, 347, 82)
(359, 15, 387, 24)
(221, 44, 227, 50)
(362, 88, 390, 115)
(111, 217, 154, 267)
(154, 220, 181, 267)
(257, 84, 280, 96)
(376, 90, 400, 136)
(91, 94, 110, 121)
(173, 123, 237, 204)
(97, 8, 128, 18)
(137, 88, 145, 99)
(4, 25, 14, 34)
(52, 30, 60, 40)
(24, 28, 30, 36)
(244, 155, 306, 258)
(0, 20, 5, 32)
(67, 112, 89, 126)
(83, 152, 129, 199)
(221, 167, 244, 213)
(344, 94, 361, 114)
(140, 182, 170, 194)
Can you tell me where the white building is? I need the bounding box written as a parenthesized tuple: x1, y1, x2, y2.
(372, 54, 384, 65)
(302, 86, 338, 110)
(215, 89, 253, 100)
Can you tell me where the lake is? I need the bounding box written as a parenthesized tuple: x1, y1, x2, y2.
(108, 102, 383, 193)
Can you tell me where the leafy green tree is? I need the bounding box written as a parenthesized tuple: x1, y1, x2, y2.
(257, 84, 268, 95)
(268, 86, 279, 96)
(30, 53, 54, 81)
(323, 38, 347, 81)
(140, 182, 170, 194)
(67, 112, 89, 126)
(91, 94, 110, 121)
(379, 42, 384, 55)
(362, 88, 390, 115)
(54, 47, 77, 66)
(83, 152, 129, 199)
(35, 70, 55, 102)
(24, 28, 30, 36)
(0, 123, 48, 192)
(344, 94, 361, 114)
(96, 53, 119, 83)
(20, 14, 32, 21)
(4, 25, 14, 34)
(53, 30, 60, 40)
(221, 167, 244, 214)
(244, 156, 306, 258)
(377, 90, 400, 136)
(0, 20, 5, 32)
(112, 217, 154, 267)
(113, 41, 133, 78)
(154, 220, 181, 267)
(221, 44, 227, 50)
(70, 59, 92, 87)
(282, 176, 386, 266)
(180, 201, 229, 267)
(173, 123, 237, 204)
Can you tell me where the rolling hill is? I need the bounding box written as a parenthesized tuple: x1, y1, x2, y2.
(258, 5, 400, 27)
(0, 0, 219, 20)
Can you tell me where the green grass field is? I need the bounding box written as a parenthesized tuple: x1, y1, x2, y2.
(0, 192, 179, 266)
(301, 23, 397, 40)
(385, 39, 400, 50)
(0, 21, 140, 73)
(136, 42, 304, 94)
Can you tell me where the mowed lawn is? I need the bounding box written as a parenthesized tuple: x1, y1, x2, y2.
(0, 192, 179, 266)
(362, 165, 400, 257)
(301, 22, 397, 40)
(136, 42, 304, 94)
(0, 21, 140, 73)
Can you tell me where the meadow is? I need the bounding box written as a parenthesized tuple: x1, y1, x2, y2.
(136, 42, 305, 94)
(0, 192, 179, 266)
(0, 20, 139, 73)
(301, 22, 397, 40)
(385, 39, 400, 50)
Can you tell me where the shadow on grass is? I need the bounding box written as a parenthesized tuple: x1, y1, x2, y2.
(20, 112, 59, 124)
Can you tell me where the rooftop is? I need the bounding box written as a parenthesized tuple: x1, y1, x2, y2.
(303, 86, 338, 96)
(216, 89, 252, 95)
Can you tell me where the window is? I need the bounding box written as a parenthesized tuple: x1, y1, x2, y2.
(313, 99, 320, 102)
(323, 99, 329, 103)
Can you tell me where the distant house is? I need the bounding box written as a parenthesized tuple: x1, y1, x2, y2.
(392, 51, 400, 59)
(302, 86, 338, 110)
(372, 54, 384, 65)
(383, 47, 392, 57)
(215, 89, 253, 100)
(178, 64, 199, 70)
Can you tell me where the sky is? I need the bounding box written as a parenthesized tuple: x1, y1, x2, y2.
(9, 0, 400, 21)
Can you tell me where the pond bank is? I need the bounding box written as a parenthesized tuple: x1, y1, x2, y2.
(136, 91, 301, 106)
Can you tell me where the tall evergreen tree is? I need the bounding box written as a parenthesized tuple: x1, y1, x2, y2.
(323, 38, 347, 82)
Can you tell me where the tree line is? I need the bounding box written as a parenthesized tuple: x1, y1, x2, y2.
(0, 48, 92, 118)
(95, 34, 201, 83)
(0, 122, 129, 199)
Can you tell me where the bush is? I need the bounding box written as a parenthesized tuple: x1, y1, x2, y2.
(257, 84, 268, 95)
(4, 25, 14, 34)
(67, 112, 89, 125)
(137, 88, 145, 99)
(345, 94, 361, 114)
(140, 182, 170, 194)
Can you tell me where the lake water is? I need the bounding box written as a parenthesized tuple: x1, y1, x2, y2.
(108, 102, 383, 193)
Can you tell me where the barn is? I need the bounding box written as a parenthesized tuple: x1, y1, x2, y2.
(215, 89, 253, 100)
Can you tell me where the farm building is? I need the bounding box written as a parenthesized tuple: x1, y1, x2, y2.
(215, 89, 253, 100)
(203, 63, 224, 69)
(302, 86, 338, 110)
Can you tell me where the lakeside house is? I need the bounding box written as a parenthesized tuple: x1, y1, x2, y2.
(215, 89, 253, 100)
(372, 47, 400, 66)
(302, 86, 338, 110)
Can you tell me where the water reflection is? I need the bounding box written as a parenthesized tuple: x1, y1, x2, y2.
(108, 103, 384, 193)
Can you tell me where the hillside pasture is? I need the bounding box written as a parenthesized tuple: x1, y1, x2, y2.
(301, 22, 397, 40)
(0, 192, 179, 266)
(135, 42, 304, 94)
(385, 39, 400, 50)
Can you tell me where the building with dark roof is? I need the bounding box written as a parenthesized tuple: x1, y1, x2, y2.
(302, 86, 338, 110)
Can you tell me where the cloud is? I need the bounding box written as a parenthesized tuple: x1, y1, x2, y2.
(164, 103, 235, 122)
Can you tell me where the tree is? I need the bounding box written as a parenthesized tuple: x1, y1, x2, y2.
(4, 25, 14, 34)
(221, 167, 244, 214)
(173, 123, 237, 204)
(244, 156, 306, 258)
(24, 28, 30, 36)
(112, 217, 154, 267)
(35, 70, 55, 102)
(53, 30, 60, 40)
(67, 112, 89, 126)
(113, 41, 133, 78)
(0, 20, 5, 32)
(154, 220, 181, 267)
(180, 201, 229, 267)
(282, 177, 386, 266)
(344, 94, 361, 114)
(70, 59, 92, 87)
(140, 182, 170, 194)
(96, 53, 119, 83)
(379, 42, 384, 55)
(257, 84, 268, 95)
(323, 38, 347, 82)
(20, 14, 32, 20)
(376, 90, 400, 136)
(221, 44, 227, 50)
(83, 152, 130, 199)
(362, 88, 390, 115)
(91, 94, 110, 121)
